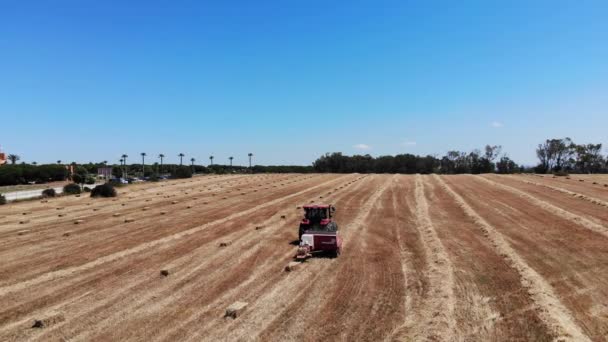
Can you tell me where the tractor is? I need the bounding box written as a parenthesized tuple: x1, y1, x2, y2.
(296, 204, 341, 259)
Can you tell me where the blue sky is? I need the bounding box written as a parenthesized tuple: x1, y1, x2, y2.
(1, 0, 607, 166)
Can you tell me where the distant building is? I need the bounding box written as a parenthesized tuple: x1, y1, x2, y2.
(98, 167, 113, 179)
(0, 146, 6, 165)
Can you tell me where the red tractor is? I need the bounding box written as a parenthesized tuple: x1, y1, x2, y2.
(296, 204, 341, 259)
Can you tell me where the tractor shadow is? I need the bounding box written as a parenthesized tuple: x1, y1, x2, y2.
(288, 239, 300, 246)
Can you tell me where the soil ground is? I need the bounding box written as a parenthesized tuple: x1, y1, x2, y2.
(0, 174, 607, 341)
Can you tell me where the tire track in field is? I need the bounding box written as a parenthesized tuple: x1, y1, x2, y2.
(390, 174, 457, 341)
(0, 175, 349, 298)
(476, 176, 608, 239)
(199, 176, 393, 341)
(494, 175, 608, 208)
(0, 176, 354, 340)
(55, 176, 366, 342)
(434, 175, 591, 342)
(0, 174, 312, 286)
(146, 176, 373, 342)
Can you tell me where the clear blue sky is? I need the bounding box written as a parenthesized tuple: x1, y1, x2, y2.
(1, 0, 607, 166)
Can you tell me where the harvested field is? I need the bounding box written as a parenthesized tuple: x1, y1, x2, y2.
(0, 174, 607, 341)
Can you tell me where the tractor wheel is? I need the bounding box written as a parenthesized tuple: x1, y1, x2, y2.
(334, 248, 341, 258)
(298, 225, 305, 241)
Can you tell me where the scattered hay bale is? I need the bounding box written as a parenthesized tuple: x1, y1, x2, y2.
(17, 230, 30, 235)
(296, 206, 301, 209)
(204, 202, 208, 204)
(124, 218, 135, 223)
(92, 208, 99, 211)
(280, 215, 286, 219)
(219, 242, 230, 247)
(172, 201, 178, 204)
(142, 207, 150, 211)
(255, 226, 263, 230)
(146, 199, 151, 202)
(32, 320, 44, 329)
(22, 212, 29, 215)
(592, 182, 598, 185)
(56, 207, 64, 210)
(58, 214, 65, 217)
(186, 205, 192, 209)
(63, 232, 71, 237)
(160, 269, 169, 277)
(579, 179, 584, 182)
(73, 219, 84, 224)
(121, 203, 126, 206)
(160, 211, 167, 215)
(113, 213, 121, 217)
(225, 301, 248, 319)
(285, 261, 301, 272)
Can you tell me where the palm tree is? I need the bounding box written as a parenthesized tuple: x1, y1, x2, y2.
(140, 152, 146, 177)
(229, 156, 234, 167)
(102, 160, 108, 166)
(178, 153, 185, 166)
(190, 157, 196, 173)
(209, 155, 214, 166)
(121, 154, 128, 178)
(7, 154, 20, 164)
(57, 160, 62, 164)
(248, 153, 253, 168)
(32, 161, 37, 165)
(158, 154, 165, 174)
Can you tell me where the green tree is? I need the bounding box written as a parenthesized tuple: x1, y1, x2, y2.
(7, 154, 20, 164)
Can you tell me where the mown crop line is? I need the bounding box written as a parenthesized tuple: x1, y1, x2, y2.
(501, 174, 608, 208)
(434, 175, 590, 342)
(0, 175, 352, 298)
(59, 176, 365, 342)
(390, 174, 457, 341)
(152, 175, 385, 341)
(476, 175, 608, 240)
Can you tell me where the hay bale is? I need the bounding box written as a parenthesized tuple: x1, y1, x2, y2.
(225, 301, 248, 319)
(124, 218, 135, 223)
(160, 211, 167, 215)
(32, 320, 44, 328)
(255, 226, 263, 230)
(22, 212, 29, 215)
(160, 270, 169, 277)
(121, 203, 126, 206)
(142, 207, 150, 211)
(58, 214, 65, 217)
(73, 219, 84, 224)
(285, 261, 301, 272)
(113, 213, 121, 217)
(56, 207, 64, 210)
(63, 232, 71, 237)
(186, 205, 192, 209)
(280, 215, 286, 219)
(219, 242, 230, 247)
(17, 230, 30, 235)
(93, 208, 99, 211)
(172, 201, 178, 204)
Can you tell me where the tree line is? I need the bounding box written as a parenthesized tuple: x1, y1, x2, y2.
(535, 137, 607, 174)
(312, 145, 521, 174)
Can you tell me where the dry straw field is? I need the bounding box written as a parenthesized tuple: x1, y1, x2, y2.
(1, 173, 607, 341)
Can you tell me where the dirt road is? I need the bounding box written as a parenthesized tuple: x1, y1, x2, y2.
(1, 174, 606, 341)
